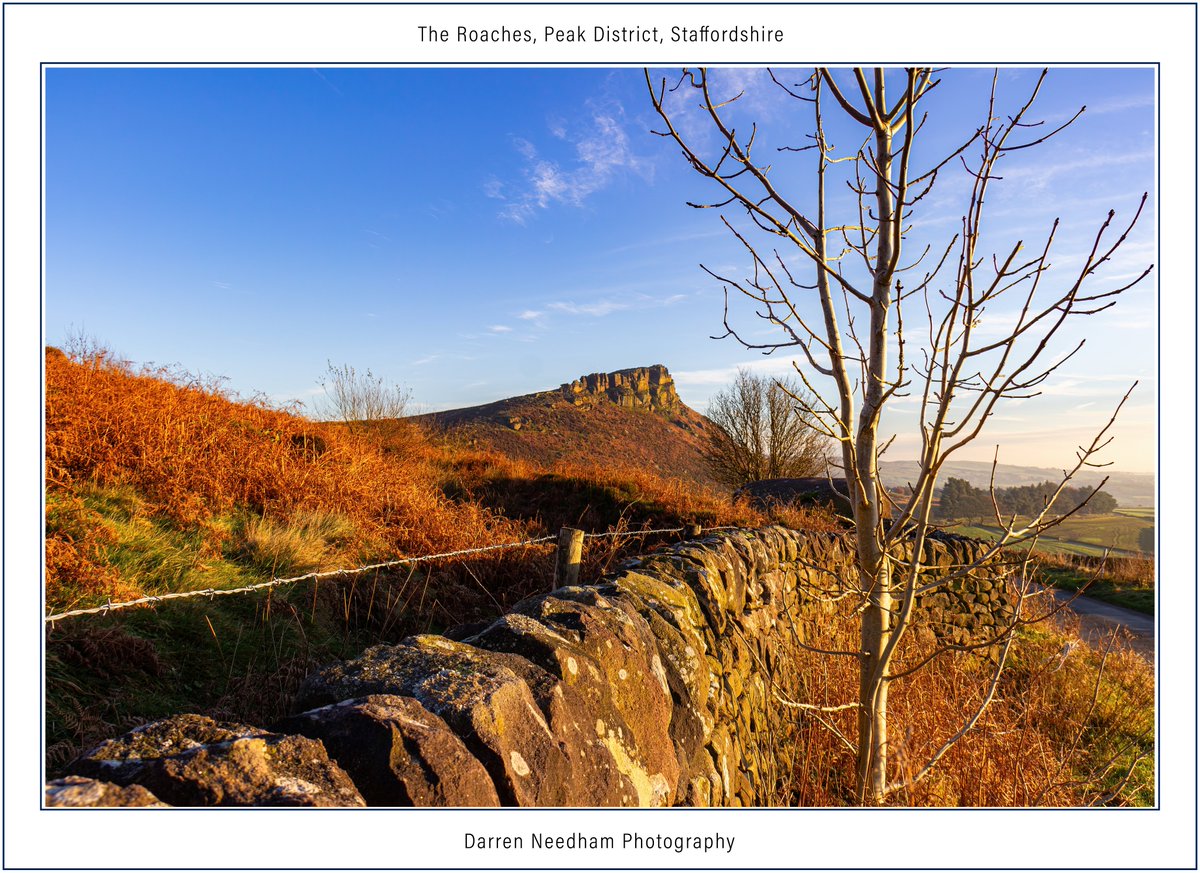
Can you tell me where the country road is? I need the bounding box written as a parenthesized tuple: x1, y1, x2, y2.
(1043, 587, 1155, 662)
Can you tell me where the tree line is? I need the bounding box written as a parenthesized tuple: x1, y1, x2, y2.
(936, 477, 1118, 520)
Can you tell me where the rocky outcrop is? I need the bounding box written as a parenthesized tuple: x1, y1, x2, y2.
(58, 529, 1015, 807)
(561, 365, 679, 412)
(45, 775, 169, 807)
(67, 714, 365, 807)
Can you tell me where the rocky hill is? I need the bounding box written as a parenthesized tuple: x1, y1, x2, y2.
(419, 365, 719, 488)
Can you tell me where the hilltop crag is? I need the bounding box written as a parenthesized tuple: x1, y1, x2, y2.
(560, 365, 679, 413)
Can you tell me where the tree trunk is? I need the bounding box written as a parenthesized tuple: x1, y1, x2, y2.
(853, 69, 897, 805)
(855, 515, 891, 804)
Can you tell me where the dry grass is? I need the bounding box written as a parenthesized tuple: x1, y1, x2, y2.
(45, 345, 532, 610)
(434, 442, 843, 535)
(238, 510, 357, 576)
(1037, 550, 1154, 587)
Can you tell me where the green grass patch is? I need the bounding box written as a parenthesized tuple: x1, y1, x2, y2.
(1041, 513, 1152, 553)
(1037, 566, 1155, 616)
(948, 522, 1118, 558)
(1114, 507, 1155, 520)
(946, 512, 1151, 558)
(45, 483, 404, 771)
(47, 485, 362, 615)
(1005, 626, 1155, 806)
(44, 483, 549, 773)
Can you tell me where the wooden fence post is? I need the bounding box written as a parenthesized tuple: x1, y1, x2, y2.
(554, 527, 584, 589)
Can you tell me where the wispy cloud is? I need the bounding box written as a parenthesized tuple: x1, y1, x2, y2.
(547, 300, 630, 317)
(427, 199, 457, 220)
(545, 292, 688, 319)
(674, 356, 803, 389)
(950, 188, 1153, 231)
(515, 309, 549, 329)
(603, 227, 728, 256)
(703, 67, 795, 119)
(643, 67, 804, 155)
(513, 137, 538, 160)
(997, 149, 1154, 193)
(491, 101, 650, 224)
(488, 324, 513, 334)
(1085, 92, 1155, 115)
(1041, 92, 1155, 124)
(410, 352, 479, 367)
(1031, 374, 1150, 399)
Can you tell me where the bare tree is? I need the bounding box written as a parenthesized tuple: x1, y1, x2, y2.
(704, 368, 829, 488)
(648, 67, 1151, 804)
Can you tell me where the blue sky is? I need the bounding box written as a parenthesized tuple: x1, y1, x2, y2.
(46, 66, 1156, 471)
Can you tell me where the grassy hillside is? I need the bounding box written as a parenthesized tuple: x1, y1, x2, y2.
(420, 383, 719, 489)
(42, 347, 1153, 806)
(45, 345, 530, 612)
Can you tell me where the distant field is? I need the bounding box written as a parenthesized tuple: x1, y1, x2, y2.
(950, 525, 1119, 559)
(948, 511, 1152, 558)
(1115, 507, 1155, 520)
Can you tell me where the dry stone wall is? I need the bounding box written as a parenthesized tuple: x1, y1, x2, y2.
(51, 528, 1013, 808)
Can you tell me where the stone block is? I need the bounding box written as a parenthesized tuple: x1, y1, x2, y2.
(275, 694, 499, 807)
(68, 714, 364, 807)
(296, 637, 584, 806)
(45, 776, 168, 807)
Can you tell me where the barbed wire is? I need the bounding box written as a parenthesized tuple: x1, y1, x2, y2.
(45, 524, 734, 625)
(583, 525, 740, 539)
(583, 526, 682, 539)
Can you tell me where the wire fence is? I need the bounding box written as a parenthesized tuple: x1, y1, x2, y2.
(45, 524, 737, 625)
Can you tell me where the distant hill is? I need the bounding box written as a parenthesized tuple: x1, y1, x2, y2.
(878, 459, 1154, 508)
(417, 365, 721, 488)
